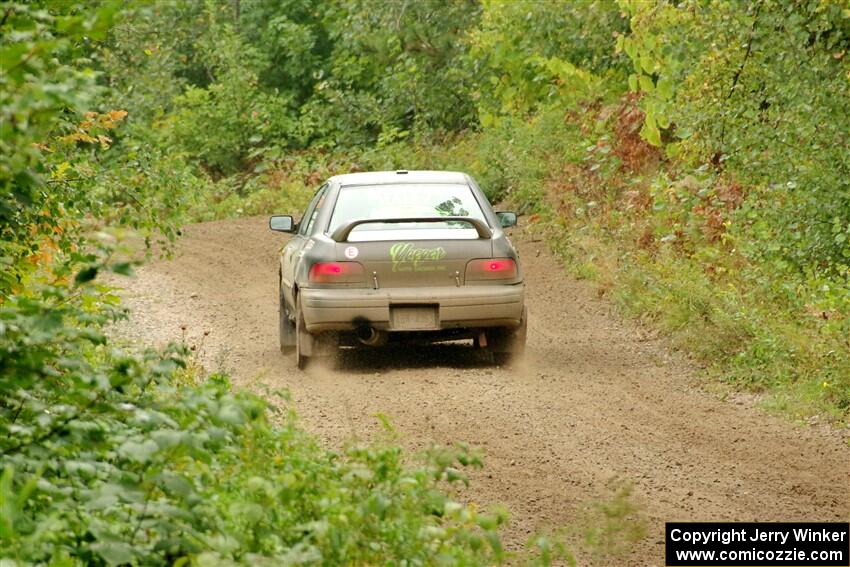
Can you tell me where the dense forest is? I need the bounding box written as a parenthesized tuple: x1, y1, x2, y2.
(1, 0, 848, 564)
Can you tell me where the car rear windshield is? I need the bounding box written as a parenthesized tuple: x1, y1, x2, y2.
(328, 183, 488, 241)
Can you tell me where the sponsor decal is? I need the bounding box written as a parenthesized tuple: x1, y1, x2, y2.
(344, 245, 359, 259)
(389, 242, 447, 272)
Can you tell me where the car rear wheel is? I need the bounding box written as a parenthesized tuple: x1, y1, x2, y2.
(295, 295, 316, 369)
(279, 288, 296, 353)
(294, 295, 338, 370)
(487, 305, 527, 365)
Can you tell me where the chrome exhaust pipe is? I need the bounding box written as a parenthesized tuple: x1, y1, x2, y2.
(355, 325, 387, 346)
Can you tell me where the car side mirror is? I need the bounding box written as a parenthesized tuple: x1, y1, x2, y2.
(269, 215, 295, 233)
(496, 211, 517, 228)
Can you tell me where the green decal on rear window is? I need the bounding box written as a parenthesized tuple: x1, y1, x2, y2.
(390, 242, 447, 272)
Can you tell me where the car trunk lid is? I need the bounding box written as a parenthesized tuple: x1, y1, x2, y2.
(334, 236, 493, 288)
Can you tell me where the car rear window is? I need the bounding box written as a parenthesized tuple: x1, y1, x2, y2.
(328, 183, 488, 241)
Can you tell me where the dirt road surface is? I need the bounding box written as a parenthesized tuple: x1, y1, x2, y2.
(115, 216, 849, 565)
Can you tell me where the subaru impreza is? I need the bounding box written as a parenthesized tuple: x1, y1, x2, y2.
(269, 170, 526, 368)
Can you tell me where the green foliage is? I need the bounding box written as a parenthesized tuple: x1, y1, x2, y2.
(107, 0, 480, 161)
(0, 2, 204, 296)
(235, 0, 333, 106)
(163, 12, 296, 174)
(1, 2, 115, 293)
(619, 0, 850, 277)
(98, 2, 207, 121)
(470, 0, 627, 123)
(300, 0, 481, 147)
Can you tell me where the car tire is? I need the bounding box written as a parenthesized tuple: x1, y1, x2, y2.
(279, 288, 296, 353)
(295, 295, 311, 370)
(294, 295, 339, 370)
(487, 305, 527, 365)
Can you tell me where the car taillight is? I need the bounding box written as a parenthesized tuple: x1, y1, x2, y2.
(308, 261, 365, 284)
(465, 258, 518, 281)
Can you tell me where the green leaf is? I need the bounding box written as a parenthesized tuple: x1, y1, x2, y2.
(640, 53, 654, 74)
(641, 121, 662, 147)
(0, 467, 16, 540)
(118, 439, 159, 463)
(665, 142, 682, 158)
(657, 77, 673, 100)
(91, 542, 136, 566)
(161, 473, 195, 498)
(623, 37, 637, 61)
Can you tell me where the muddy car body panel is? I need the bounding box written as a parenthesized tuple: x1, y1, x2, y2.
(271, 170, 526, 366)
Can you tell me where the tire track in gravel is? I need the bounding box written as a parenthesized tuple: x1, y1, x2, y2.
(114, 216, 849, 566)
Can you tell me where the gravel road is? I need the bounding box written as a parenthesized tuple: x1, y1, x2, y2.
(114, 216, 849, 565)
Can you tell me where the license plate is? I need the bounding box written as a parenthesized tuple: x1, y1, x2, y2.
(390, 305, 438, 330)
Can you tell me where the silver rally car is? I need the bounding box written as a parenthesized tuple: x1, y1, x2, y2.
(270, 170, 526, 368)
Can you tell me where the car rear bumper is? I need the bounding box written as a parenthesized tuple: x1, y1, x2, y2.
(300, 284, 524, 333)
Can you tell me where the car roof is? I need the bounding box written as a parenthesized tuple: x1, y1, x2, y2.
(329, 170, 470, 187)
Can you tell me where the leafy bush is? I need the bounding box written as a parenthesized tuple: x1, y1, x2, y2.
(0, 3, 205, 295)
(469, 0, 627, 124)
(619, 0, 850, 277)
(0, 278, 506, 565)
(165, 20, 297, 175)
(1, 3, 116, 294)
(298, 0, 481, 147)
